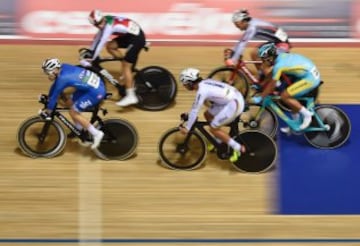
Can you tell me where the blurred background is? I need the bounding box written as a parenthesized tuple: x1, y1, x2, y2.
(1, 0, 358, 43)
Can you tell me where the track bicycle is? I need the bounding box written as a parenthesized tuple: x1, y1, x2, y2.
(158, 113, 277, 173)
(17, 93, 138, 160)
(207, 57, 320, 111)
(248, 85, 351, 149)
(79, 46, 177, 111)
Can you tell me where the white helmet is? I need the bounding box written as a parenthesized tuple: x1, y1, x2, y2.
(179, 68, 200, 85)
(232, 9, 250, 23)
(42, 58, 61, 74)
(89, 9, 104, 25)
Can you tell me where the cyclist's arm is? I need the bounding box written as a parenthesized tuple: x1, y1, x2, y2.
(47, 78, 69, 111)
(90, 25, 113, 59)
(259, 66, 281, 97)
(231, 27, 256, 62)
(259, 78, 277, 98)
(186, 92, 206, 131)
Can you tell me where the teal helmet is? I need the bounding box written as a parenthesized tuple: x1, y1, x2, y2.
(258, 43, 277, 59)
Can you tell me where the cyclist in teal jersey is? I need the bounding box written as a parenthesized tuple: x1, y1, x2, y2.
(250, 43, 321, 132)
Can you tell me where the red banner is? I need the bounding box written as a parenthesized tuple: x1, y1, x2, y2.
(16, 0, 265, 40)
(16, 0, 354, 40)
(352, 0, 360, 38)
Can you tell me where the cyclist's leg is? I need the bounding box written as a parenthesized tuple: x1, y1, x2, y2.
(70, 88, 106, 148)
(282, 76, 320, 130)
(66, 91, 83, 138)
(204, 105, 221, 151)
(106, 36, 128, 58)
(209, 98, 245, 161)
(116, 32, 146, 107)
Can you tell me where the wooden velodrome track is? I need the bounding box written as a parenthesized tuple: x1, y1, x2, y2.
(0, 44, 360, 246)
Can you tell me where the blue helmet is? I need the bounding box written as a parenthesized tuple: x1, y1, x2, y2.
(258, 43, 277, 59)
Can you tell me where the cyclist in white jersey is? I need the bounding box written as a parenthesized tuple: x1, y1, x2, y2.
(179, 68, 246, 162)
(86, 9, 146, 107)
(224, 9, 291, 77)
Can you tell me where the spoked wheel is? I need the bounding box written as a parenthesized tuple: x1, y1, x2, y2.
(158, 128, 207, 170)
(17, 116, 66, 158)
(93, 119, 138, 160)
(134, 66, 177, 111)
(240, 105, 278, 138)
(277, 86, 320, 112)
(208, 66, 250, 98)
(232, 130, 277, 173)
(304, 105, 351, 149)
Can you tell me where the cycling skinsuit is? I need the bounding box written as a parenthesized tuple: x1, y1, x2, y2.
(231, 18, 290, 63)
(90, 15, 146, 64)
(186, 79, 245, 130)
(47, 64, 106, 112)
(272, 53, 321, 97)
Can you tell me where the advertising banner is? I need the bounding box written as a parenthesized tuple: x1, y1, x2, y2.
(15, 0, 354, 41)
(352, 0, 360, 38)
(0, 0, 17, 35)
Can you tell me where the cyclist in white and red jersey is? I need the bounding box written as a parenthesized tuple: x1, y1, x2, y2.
(178, 68, 246, 163)
(87, 9, 146, 107)
(224, 9, 291, 77)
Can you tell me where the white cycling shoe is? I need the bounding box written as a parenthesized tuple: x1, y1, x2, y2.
(116, 94, 139, 107)
(281, 113, 313, 134)
(91, 131, 104, 150)
(299, 113, 314, 130)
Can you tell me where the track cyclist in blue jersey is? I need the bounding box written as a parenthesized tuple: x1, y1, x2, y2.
(250, 43, 321, 133)
(39, 58, 106, 149)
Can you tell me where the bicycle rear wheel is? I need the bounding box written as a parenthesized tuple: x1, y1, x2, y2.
(17, 116, 67, 158)
(158, 128, 207, 170)
(134, 66, 177, 111)
(93, 118, 138, 160)
(304, 105, 351, 149)
(240, 105, 278, 138)
(232, 130, 277, 173)
(208, 66, 250, 98)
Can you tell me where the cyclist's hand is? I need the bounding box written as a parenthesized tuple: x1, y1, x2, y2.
(79, 59, 92, 67)
(224, 48, 234, 60)
(179, 125, 188, 135)
(251, 83, 262, 92)
(38, 94, 48, 103)
(79, 48, 93, 59)
(250, 95, 263, 104)
(180, 113, 189, 121)
(225, 58, 235, 67)
(38, 109, 52, 121)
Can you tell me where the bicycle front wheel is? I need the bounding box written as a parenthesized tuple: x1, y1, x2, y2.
(158, 127, 207, 170)
(93, 118, 138, 160)
(17, 116, 67, 158)
(134, 66, 177, 111)
(240, 105, 278, 138)
(232, 130, 277, 173)
(208, 66, 250, 98)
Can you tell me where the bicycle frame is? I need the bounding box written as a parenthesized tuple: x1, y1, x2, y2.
(184, 117, 240, 156)
(229, 59, 262, 85)
(261, 95, 329, 132)
(90, 57, 125, 88)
